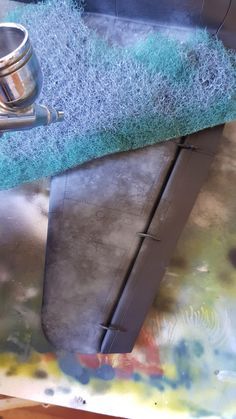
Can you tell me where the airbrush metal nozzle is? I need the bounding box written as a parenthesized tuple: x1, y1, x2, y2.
(0, 104, 64, 132)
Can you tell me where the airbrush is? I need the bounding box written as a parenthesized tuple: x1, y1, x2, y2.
(0, 22, 63, 133)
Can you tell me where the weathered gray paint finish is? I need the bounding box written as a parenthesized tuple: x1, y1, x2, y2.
(42, 142, 179, 352)
(102, 126, 223, 353)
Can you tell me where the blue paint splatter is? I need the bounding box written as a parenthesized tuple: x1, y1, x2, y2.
(149, 375, 165, 391)
(161, 376, 178, 390)
(133, 372, 142, 382)
(94, 365, 115, 381)
(150, 374, 178, 391)
(57, 386, 71, 394)
(58, 353, 83, 379)
(57, 340, 205, 389)
(148, 340, 195, 391)
(173, 339, 192, 389)
(175, 339, 189, 358)
(77, 368, 90, 385)
(58, 354, 92, 384)
(45, 388, 54, 396)
(192, 341, 204, 358)
(180, 371, 191, 389)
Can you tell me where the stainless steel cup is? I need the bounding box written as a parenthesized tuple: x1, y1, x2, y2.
(0, 22, 63, 132)
(0, 22, 42, 111)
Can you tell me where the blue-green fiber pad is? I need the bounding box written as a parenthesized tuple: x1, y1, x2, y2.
(1, 0, 236, 189)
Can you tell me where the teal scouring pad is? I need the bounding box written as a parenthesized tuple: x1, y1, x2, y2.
(1, 0, 236, 189)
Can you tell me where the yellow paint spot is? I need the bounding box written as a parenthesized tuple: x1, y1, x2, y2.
(162, 363, 177, 380)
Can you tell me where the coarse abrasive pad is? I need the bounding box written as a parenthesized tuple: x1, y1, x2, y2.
(1, 0, 236, 189)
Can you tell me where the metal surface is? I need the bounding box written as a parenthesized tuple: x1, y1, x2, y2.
(16, 0, 236, 38)
(0, 104, 64, 131)
(0, 22, 64, 132)
(43, 127, 222, 354)
(83, 0, 232, 31)
(84, 0, 203, 25)
(102, 126, 223, 353)
(83, 0, 236, 47)
(201, 0, 232, 32)
(116, 0, 203, 26)
(42, 141, 179, 353)
(217, 0, 236, 49)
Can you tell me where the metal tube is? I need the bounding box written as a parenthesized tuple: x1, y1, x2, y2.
(0, 104, 64, 132)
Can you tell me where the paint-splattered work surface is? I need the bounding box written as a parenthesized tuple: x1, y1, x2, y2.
(1, 3, 236, 419)
(0, 122, 236, 419)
